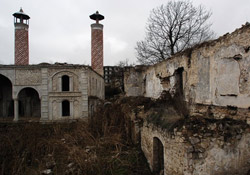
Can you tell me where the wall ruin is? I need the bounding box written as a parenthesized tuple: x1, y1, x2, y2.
(123, 23, 250, 175)
(124, 23, 250, 122)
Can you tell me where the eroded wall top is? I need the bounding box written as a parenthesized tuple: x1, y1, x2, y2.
(124, 23, 250, 109)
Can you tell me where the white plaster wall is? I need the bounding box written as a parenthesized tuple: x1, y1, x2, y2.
(88, 69, 105, 100)
(145, 68, 163, 98)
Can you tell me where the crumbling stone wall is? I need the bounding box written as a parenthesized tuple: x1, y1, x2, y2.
(124, 23, 250, 115)
(141, 118, 250, 175)
(124, 24, 250, 175)
(124, 66, 148, 96)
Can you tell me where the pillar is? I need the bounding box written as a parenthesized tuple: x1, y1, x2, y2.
(14, 99, 19, 121)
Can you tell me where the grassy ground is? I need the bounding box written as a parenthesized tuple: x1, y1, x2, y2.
(0, 104, 152, 175)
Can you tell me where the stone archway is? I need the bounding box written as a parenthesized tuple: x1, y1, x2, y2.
(18, 87, 41, 118)
(0, 74, 14, 118)
(153, 137, 164, 174)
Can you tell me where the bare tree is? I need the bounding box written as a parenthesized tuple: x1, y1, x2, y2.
(136, 0, 215, 65)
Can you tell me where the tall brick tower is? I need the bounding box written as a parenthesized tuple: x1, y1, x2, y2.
(13, 8, 30, 65)
(90, 11, 104, 76)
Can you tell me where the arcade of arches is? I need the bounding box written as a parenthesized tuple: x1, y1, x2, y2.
(0, 74, 41, 120)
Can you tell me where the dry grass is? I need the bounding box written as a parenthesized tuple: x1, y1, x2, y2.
(0, 102, 152, 175)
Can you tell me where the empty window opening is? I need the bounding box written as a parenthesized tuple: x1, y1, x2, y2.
(62, 100, 70, 116)
(153, 137, 164, 174)
(62, 75, 70, 91)
(174, 68, 184, 96)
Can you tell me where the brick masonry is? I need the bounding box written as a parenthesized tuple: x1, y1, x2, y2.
(91, 24, 103, 76)
(15, 25, 29, 65)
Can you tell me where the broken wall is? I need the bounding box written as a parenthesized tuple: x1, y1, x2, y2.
(124, 24, 250, 112)
(141, 119, 250, 175)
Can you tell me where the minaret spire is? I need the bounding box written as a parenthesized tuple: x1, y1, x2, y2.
(90, 11, 105, 75)
(13, 8, 30, 65)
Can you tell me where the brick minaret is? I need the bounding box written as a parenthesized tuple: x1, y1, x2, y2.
(13, 8, 30, 65)
(90, 11, 104, 76)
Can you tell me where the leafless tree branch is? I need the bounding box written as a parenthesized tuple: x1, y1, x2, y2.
(135, 0, 215, 65)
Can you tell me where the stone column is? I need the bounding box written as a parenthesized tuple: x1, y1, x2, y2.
(13, 98, 19, 121)
(70, 100, 74, 118)
(40, 68, 49, 121)
(58, 77, 62, 91)
(69, 76, 73, 91)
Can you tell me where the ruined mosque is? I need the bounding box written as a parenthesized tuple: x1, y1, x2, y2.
(0, 8, 250, 175)
(0, 9, 105, 121)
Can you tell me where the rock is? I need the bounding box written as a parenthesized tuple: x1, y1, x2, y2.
(176, 132, 182, 136)
(188, 153, 193, 159)
(247, 118, 250, 125)
(187, 146, 194, 153)
(190, 137, 200, 145)
(236, 135, 242, 140)
(198, 153, 204, 158)
(195, 147, 205, 153)
(41, 169, 52, 175)
(201, 141, 210, 149)
(67, 162, 74, 168)
(204, 133, 212, 137)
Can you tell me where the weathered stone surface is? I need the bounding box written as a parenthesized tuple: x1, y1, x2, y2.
(0, 64, 104, 121)
(124, 23, 250, 109)
(141, 116, 250, 175)
(16, 69, 42, 85)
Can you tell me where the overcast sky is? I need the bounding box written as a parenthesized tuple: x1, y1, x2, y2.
(0, 0, 250, 66)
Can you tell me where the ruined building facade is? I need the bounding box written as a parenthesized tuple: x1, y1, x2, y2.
(0, 9, 105, 121)
(124, 24, 250, 175)
(125, 24, 250, 113)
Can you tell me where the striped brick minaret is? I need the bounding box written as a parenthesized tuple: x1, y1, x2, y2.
(90, 11, 104, 76)
(13, 8, 30, 65)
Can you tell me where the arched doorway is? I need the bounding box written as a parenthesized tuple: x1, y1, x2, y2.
(0, 75, 14, 118)
(18, 87, 41, 118)
(153, 137, 164, 174)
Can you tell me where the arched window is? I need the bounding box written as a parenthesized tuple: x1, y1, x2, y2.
(62, 100, 70, 116)
(62, 75, 70, 91)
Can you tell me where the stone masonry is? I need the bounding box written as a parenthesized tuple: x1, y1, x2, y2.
(124, 23, 250, 175)
(124, 23, 250, 122)
(0, 64, 104, 121)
